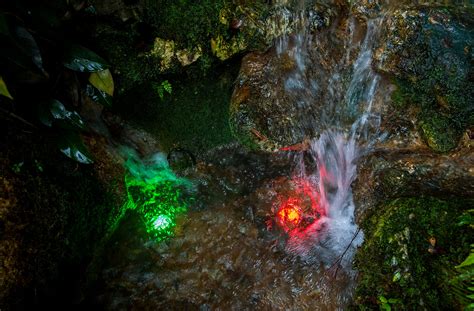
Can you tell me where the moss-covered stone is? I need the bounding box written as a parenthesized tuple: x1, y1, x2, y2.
(377, 8, 474, 152)
(90, 0, 274, 99)
(419, 113, 462, 153)
(353, 197, 472, 310)
(113, 60, 240, 155)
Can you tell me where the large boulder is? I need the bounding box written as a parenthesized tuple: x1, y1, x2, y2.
(374, 8, 474, 152)
(229, 4, 356, 151)
(353, 197, 472, 309)
(353, 135, 474, 222)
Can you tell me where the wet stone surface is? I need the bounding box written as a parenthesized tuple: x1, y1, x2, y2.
(91, 145, 358, 310)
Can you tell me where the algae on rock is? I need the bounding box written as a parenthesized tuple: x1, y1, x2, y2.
(375, 8, 474, 152)
(353, 197, 472, 310)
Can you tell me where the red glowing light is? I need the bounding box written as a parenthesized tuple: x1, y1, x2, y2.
(275, 178, 325, 233)
(278, 200, 302, 226)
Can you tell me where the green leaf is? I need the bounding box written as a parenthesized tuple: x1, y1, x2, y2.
(162, 80, 172, 94)
(0, 25, 47, 82)
(0, 76, 13, 99)
(457, 252, 474, 269)
(38, 99, 85, 130)
(379, 296, 388, 303)
(63, 44, 109, 72)
(85, 84, 112, 107)
(57, 131, 93, 164)
(14, 26, 47, 75)
(393, 271, 401, 282)
(89, 69, 114, 96)
(458, 210, 474, 226)
(154, 80, 172, 101)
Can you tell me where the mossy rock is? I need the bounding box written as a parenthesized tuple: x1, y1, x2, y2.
(113, 60, 240, 155)
(378, 8, 474, 152)
(353, 197, 472, 310)
(419, 113, 462, 153)
(90, 0, 273, 97)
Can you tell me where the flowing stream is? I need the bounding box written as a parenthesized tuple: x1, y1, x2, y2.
(93, 3, 390, 310)
(274, 3, 384, 270)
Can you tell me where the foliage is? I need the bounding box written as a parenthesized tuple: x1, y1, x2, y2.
(0, 0, 114, 163)
(153, 80, 172, 100)
(353, 197, 472, 310)
(89, 69, 114, 96)
(378, 295, 401, 311)
(63, 44, 109, 72)
(450, 209, 474, 310)
(0, 75, 13, 99)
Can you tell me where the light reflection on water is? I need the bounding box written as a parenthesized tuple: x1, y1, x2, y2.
(94, 2, 391, 310)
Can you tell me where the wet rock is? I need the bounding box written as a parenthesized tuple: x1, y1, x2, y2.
(353, 143, 474, 222)
(148, 37, 176, 71)
(353, 197, 471, 309)
(102, 113, 162, 157)
(90, 145, 358, 309)
(210, 34, 247, 61)
(176, 47, 202, 67)
(229, 6, 353, 151)
(375, 8, 474, 152)
(167, 148, 196, 172)
(350, 0, 385, 19)
(147, 38, 202, 71)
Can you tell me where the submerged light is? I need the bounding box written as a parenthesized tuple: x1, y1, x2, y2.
(275, 178, 324, 233)
(123, 151, 193, 242)
(151, 214, 172, 230)
(278, 198, 302, 227)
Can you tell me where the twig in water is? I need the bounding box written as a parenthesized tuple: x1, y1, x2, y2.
(328, 227, 361, 278)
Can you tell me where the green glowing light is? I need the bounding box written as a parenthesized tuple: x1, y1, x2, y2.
(152, 215, 171, 230)
(123, 151, 193, 241)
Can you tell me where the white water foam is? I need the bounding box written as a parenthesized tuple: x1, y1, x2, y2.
(279, 15, 385, 270)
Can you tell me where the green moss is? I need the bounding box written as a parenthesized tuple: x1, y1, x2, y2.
(93, 24, 166, 95)
(353, 197, 472, 310)
(144, 0, 229, 50)
(419, 113, 462, 153)
(391, 9, 473, 152)
(114, 61, 239, 155)
(390, 81, 407, 109)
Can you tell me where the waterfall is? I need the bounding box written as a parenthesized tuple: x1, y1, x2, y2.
(276, 10, 384, 270)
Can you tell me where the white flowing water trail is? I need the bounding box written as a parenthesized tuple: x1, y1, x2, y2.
(279, 16, 385, 271)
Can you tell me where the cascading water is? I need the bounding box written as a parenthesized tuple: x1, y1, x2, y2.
(93, 4, 394, 309)
(275, 6, 385, 272)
